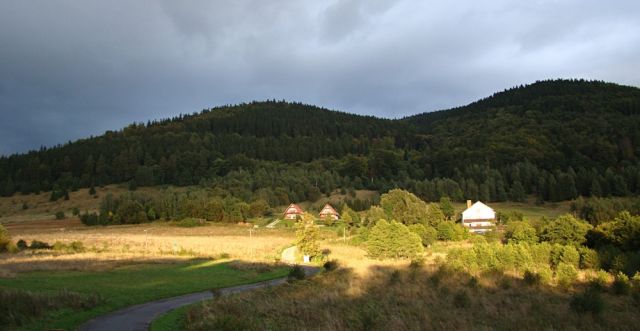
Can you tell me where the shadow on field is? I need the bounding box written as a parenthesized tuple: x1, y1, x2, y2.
(0, 259, 291, 329)
(183, 263, 640, 331)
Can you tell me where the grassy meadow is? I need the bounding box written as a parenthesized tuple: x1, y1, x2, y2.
(0, 259, 289, 330)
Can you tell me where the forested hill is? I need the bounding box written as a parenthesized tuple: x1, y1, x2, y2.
(1, 79, 640, 205)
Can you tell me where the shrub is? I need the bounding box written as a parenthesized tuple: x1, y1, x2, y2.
(589, 270, 611, 291)
(71, 207, 80, 216)
(453, 290, 471, 308)
(367, 220, 424, 259)
(408, 224, 437, 246)
(53, 241, 86, 253)
(556, 263, 578, 288)
(29, 240, 51, 249)
(578, 247, 600, 269)
(523, 270, 541, 286)
(436, 222, 468, 241)
(505, 221, 538, 244)
(388, 270, 402, 285)
(537, 266, 554, 285)
(540, 214, 592, 246)
(174, 218, 207, 228)
(612, 272, 631, 295)
(323, 260, 339, 272)
(288, 265, 306, 281)
(570, 289, 605, 316)
(54, 211, 65, 220)
(16, 239, 27, 250)
(0, 224, 10, 252)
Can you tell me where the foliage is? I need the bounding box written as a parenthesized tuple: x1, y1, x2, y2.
(380, 189, 430, 226)
(55, 211, 66, 220)
(0, 288, 103, 328)
(570, 289, 605, 316)
(173, 218, 208, 228)
(288, 265, 306, 281)
(0, 224, 10, 252)
(612, 272, 631, 295)
(323, 260, 339, 272)
(408, 223, 438, 247)
(439, 196, 455, 220)
(556, 263, 578, 288)
(540, 214, 592, 245)
(367, 219, 424, 259)
(1, 81, 640, 208)
(523, 270, 541, 286)
(16, 239, 28, 250)
(436, 222, 468, 241)
(52, 241, 86, 253)
(296, 214, 320, 258)
(504, 221, 538, 244)
(29, 240, 51, 249)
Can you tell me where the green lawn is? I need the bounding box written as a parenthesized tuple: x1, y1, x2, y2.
(0, 260, 289, 330)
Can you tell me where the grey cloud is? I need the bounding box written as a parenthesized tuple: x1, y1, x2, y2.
(0, 0, 639, 155)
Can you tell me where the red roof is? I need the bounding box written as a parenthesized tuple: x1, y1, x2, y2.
(283, 203, 304, 216)
(319, 204, 339, 217)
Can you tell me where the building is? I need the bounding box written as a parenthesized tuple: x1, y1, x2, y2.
(461, 200, 495, 233)
(283, 203, 304, 220)
(319, 204, 340, 221)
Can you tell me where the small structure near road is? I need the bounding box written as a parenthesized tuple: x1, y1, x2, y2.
(283, 204, 304, 220)
(461, 200, 496, 233)
(319, 204, 340, 221)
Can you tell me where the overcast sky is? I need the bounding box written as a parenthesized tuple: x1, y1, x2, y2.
(1, 0, 639, 155)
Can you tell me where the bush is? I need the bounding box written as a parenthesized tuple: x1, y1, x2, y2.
(71, 207, 80, 216)
(29, 240, 51, 250)
(54, 211, 65, 220)
(288, 265, 306, 281)
(523, 270, 541, 286)
(16, 239, 27, 250)
(388, 270, 402, 285)
(53, 241, 86, 253)
(556, 263, 578, 288)
(323, 260, 339, 272)
(0, 224, 10, 252)
(408, 224, 437, 246)
(589, 270, 611, 291)
(367, 220, 424, 259)
(570, 289, 605, 316)
(174, 218, 207, 227)
(436, 221, 468, 241)
(453, 290, 471, 308)
(612, 272, 631, 295)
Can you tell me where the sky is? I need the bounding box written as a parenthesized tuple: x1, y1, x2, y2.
(1, 0, 639, 156)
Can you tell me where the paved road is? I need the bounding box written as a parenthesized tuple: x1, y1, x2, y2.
(78, 266, 320, 331)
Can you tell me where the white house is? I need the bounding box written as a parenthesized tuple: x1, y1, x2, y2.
(461, 200, 495, 233)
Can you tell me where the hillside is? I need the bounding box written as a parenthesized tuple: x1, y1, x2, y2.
(1, 79, 639, 206)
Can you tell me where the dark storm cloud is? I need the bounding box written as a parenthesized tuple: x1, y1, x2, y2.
(1, 0, 639, 155)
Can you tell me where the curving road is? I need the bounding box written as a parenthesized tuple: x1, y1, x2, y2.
(78, 266, 320, 331)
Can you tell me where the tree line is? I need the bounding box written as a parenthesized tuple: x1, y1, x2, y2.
(1, 79, 639, 204)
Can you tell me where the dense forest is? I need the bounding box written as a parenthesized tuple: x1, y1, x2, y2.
(1, 79, 639, 205)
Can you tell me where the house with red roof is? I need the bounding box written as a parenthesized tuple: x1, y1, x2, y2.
(319, 204, 340, 221)
(283, 203, 304, 220)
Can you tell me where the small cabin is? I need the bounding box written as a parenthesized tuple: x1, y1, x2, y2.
(461, 200, 495, 233)
(319, 204, 340, 221)
(283, 203, 304, 220)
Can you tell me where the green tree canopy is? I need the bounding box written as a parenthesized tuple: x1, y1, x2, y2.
(540, 214, 592, 246)
(367, 219, 424, 259)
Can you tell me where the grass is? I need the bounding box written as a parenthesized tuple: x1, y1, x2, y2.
(150, 303, 193, 331)
(181, 264, 640, 330)
(0, 259, 289, 330)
